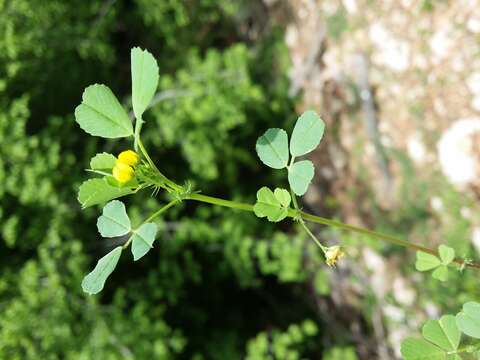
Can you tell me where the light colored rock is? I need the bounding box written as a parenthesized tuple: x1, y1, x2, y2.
(467, 17, 480, 33)
(407, 133, 427, 164)
(430, 196, 444, 212)
(472, 226, 480, 254)
(430, 29, 454, 63)
(362, 248, 389, 298)
(392, 277, 416, 306)
(437, 118, 480, 188)
(384, 304, 405, 322)
(342, 0, 358, 13)
(472, 96, 480, 111)
(467, 73, 480, 95)
(369, 23, 410, 72)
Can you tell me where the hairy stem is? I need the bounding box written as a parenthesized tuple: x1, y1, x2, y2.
(186, 192, 480, 270)
(139, 141, 480, 270)
(137, 137, 182, 192)
(289, 187, 327, 253)
(123, 199, 180, 249)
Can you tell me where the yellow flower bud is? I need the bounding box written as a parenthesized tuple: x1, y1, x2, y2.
(325, 246, 344, 267)
(118, 150, 140, 167)
(112, 161, 134, 184)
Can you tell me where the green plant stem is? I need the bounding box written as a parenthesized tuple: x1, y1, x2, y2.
(133, 116, 144, 153)
(139, 139, 480, 270)
(187, 193, 253, 212)
(137, 137, 182, 192)
(186, 192, 480, 270)
(144, 199, 180, 223)
(122, 199, 179, 249)
(299, 220, 327, 253)
(289, 187, 327, 253)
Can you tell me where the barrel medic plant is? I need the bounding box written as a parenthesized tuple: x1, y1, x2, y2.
(74, 47, 480, 359)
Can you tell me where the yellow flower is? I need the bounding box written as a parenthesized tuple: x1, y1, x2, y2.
(118, 150, 140, 167)
(325, 246, 345, 267)
(112, 161, 134, 184)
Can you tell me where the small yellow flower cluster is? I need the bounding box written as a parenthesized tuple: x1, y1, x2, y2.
(112, 150, 140, 184)
(325, 246, 345, 267)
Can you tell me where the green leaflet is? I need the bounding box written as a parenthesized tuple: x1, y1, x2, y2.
(415, 251, 441, 271)
(96, 200, 131, 238)
(78, 178, 135, 209)
(274, 188, 291, 208)
(422, 315, 460, 352)
(438, 244, 455, 265)
(432, 265, 448, 281)
(81, 246, 123, 295)
(456, 302, 480, 339)
(131, 223, 158, 261)
(256, 128, 289, 169)
(400, 338, 445, 360)
(253, 187, 291, 222)
(131, 47, 159, 120)
(415, 245, 455, 282)
(288, 160, 314, 196)
(401, 302, 480, 359)
(74, 84, 133, 138)
(290, 110, 325, 157)
(90, 152, 117, 170)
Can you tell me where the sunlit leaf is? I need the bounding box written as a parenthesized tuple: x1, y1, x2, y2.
(131, 47, 159, 119)
(131, 223, 158, 261)
(256, 128, 289, 169)
(78, 178, 135, 209)
(400, 338, 444, 360)
(415, 251, 441, 271)
(438, 245, 455, 265)
(288, 160, 314, 196)
(274, 188, 291, 208)
(456, 302, 480, 339)
(422, 315, 460, 351)
(253, 187, 290, 222)
(75, 84, 133, 138)
(290, 110, 325, 157)
(90, 152, 117, 170)
(81, 246, 122, 295)
(96, 200, 131, 237)
(432, 265, 448, 282)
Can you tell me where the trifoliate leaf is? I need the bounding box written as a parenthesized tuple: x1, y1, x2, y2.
(422, 315, 460, 351)
(253, 187, 290, 222)
(131, 223, 158, 261)
(456, 302, 480, 339)
(78, 178, 135, 209)
(81, 246, 122, 295)
(288, 160, 314, 196)
(400, 338, 444, 360)
(432, 265, 448, 282)
(274, 188, 291, 208)
(75, 84, 133, 138)
(97, 200, 131, 237)
(438, 245, 455, 265)
(256, 128, 289, 169)
(290, 110, 325, 157)
(415, 251, 441, 271)
(131, 47, 159, 119)
(90, 152, 117, 170)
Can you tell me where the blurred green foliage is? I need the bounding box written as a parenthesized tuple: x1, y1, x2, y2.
(0, 0, 341, 358)
(4, 0, 476, 358)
